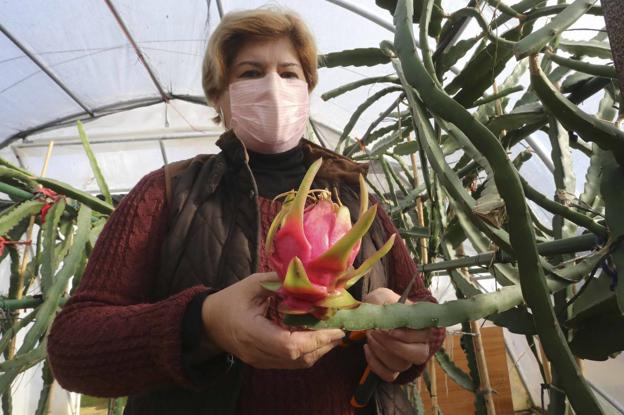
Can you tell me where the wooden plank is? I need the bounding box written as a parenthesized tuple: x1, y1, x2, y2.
(419, 326, 514, 414)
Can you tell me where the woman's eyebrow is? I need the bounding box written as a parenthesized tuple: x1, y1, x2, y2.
(235, 61, 263, 68)
(235, 61, 301, 68)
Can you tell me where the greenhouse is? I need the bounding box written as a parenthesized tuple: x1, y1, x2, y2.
(0, 0, 623, 414)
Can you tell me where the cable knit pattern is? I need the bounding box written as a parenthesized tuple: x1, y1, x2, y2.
(47, 169, 210, 396)
(47, 167, 444, 411)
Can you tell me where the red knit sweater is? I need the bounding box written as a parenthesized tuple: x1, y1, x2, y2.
(47, 168, 445, 414)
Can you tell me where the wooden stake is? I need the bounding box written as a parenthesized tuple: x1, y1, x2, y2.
(570, 285, 584, 375)
(428, 359, 440, 414)
(407, 132, 428, 264)
(492, 82, 507, 138)
(16, 141, 54, 298)
(455, 243, 496, 414)
(406, 131, 440, 413)
(470, 320, 497, 415)
(538, 339, 553, 385)
(7, 141, 54, 359)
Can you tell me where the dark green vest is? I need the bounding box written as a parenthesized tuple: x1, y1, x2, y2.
(123, 131, 414, 414)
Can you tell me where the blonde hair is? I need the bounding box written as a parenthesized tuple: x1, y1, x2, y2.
(202, 7, 318, 123)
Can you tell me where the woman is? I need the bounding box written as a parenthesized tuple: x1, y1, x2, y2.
(47, 7, 445, 414)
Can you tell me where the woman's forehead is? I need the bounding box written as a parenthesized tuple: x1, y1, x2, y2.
(233, 37, 300, 65)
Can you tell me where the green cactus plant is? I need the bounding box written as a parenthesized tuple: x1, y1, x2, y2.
(314, 1, 623, 413)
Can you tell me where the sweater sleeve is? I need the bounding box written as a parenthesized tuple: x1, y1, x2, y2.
(374, 204, 446, 384)
(180, 290, 238, 387)
(47, 168, 212, 397)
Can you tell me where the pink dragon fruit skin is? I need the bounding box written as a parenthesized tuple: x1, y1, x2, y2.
(263, 158, 396, 318)
(271, 200, 358, 287)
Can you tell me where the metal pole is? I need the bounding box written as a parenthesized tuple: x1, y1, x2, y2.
(158, 139, 169, 165)
(0, 23, 93, 116)
(103, 0, 169, 102)
(215, 0, 224, 19)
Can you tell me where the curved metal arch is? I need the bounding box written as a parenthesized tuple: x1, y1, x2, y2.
(0, 22, 94, 117)
(0, 94, 342, 150)
(0, 96, 167, 149)
(103, 0, 169, 102)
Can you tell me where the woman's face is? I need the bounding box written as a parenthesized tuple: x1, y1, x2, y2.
(216, 36, 306, 129)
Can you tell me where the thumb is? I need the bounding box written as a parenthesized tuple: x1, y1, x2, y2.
(363, 287, 400, 305)
(244, 272, 280, 313)
(247, 271, 281, 298)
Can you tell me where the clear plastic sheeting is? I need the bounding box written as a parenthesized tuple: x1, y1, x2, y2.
(17, 140, 165, 193)
(12, 99, 226, 192)
(0, 0, 605, 249)
(0, 0, 165, 108)
(111, 0, 219, 97)
(0, 0, 401, 146)
(27, 99, 222, 142)
(163, 136, 221, 162)
(0, 33, 84, 141)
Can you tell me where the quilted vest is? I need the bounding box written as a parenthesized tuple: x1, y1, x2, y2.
(123, 130, 414, 414)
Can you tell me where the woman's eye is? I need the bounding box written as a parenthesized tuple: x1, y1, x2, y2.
(241, 70, 261, 78)
(281, 72, 299, 79)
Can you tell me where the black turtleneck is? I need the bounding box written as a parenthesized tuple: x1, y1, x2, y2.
(247, 141, 308, 199)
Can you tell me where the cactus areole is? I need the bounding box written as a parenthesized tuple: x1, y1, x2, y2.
(262, 158, 396, 319)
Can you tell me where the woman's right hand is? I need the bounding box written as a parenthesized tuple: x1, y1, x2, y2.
(201, 272, 345, 369)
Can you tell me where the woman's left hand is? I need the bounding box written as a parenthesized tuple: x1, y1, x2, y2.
(362, 288, 431, 382)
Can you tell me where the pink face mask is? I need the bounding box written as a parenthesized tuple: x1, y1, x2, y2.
(228, 72, 310, 153)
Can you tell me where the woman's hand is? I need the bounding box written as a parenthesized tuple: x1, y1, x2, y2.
(362, 288, 431, 382)
(201, 272, 345, 369)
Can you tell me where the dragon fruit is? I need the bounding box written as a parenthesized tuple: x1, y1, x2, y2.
(262, 158, 396, 319)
